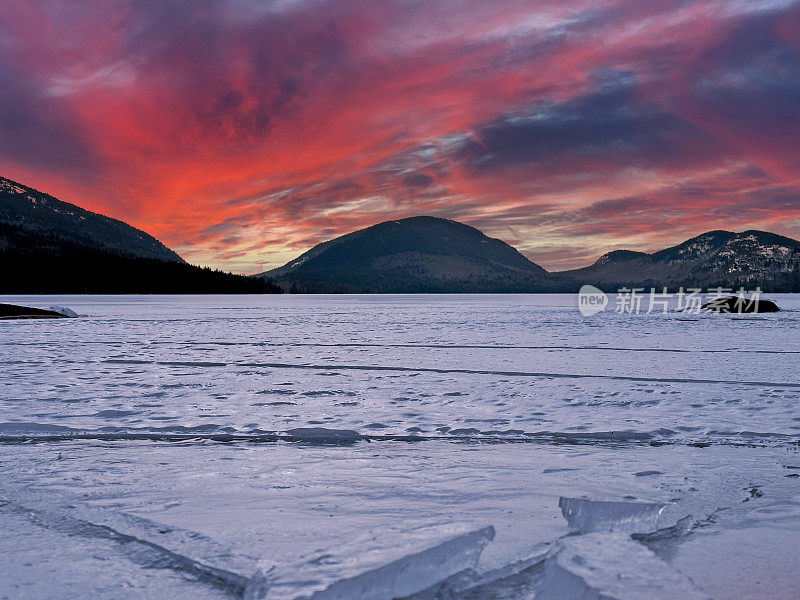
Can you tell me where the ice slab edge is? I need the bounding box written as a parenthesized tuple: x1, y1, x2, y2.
(559, 497, 666, 534)
(258, 525, 495, 600)
(0, 497, 252, 595)
(537, 533, 710, 600)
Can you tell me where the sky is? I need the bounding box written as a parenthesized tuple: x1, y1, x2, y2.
(1, 0, 799, 273)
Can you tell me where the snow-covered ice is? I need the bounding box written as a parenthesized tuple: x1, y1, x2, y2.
(0, 293, 798, 599)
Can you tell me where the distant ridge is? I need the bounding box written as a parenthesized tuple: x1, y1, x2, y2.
(258, 216, 563, 293)
(259, 219, 800, 293)
(0, 176, 280, 294)
(4, 174, 796, 293)
(558, 230, 800, 292)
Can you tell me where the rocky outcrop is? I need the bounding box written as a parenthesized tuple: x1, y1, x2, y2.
(700, 296, 780, 313)
(0, 303, 76, 319)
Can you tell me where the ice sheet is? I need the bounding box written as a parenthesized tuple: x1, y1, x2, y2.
(1, 293, 798, 599)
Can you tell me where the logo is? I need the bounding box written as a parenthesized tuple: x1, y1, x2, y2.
(578, 285, 608, 316)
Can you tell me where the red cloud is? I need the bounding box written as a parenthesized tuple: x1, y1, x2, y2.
(0, 0, 798, 273)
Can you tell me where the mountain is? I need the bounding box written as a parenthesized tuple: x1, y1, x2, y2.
(0, 177, 182, 262)
(258, 216, 563, 293)
(259, 219, 800, 293)
(7, 174, 795, 294)
(558, 230, 800, 292)
(0, 176, 280, 294)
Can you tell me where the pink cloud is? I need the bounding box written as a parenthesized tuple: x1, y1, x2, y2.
(0, 0, 797, 273)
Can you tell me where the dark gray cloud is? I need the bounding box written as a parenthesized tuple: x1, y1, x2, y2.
(0, 58, 99, 175)
(691, 9, 800, 128)
(403, 172, 435, 188)
(458, 68, 712, 172)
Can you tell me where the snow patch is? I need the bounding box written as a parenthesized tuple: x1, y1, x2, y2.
(48, 305, 79, 318)
(0, 181, 26, 194)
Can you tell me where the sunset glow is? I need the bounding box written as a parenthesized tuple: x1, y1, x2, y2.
(1, 0, 799, 272)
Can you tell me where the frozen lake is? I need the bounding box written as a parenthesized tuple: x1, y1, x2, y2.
(1, 294, 799, 599)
